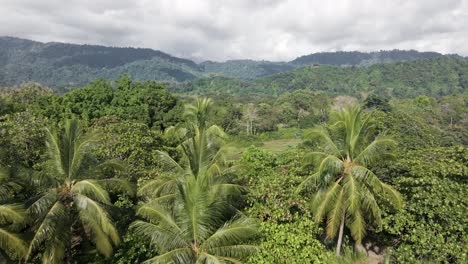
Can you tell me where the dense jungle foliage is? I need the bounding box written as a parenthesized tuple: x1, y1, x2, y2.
(0, 68, 466, 264)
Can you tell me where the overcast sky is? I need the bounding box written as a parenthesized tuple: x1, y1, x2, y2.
(1, 0, 467, 61)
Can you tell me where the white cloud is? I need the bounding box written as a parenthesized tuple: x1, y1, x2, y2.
(0, 0, 466, 61)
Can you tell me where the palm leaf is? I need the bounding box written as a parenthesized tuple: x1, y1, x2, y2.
(71, 180, 111, 204)
(27, 201, 68, 259)
(201, 216, 258, 250)
(74, 194, 119, 246)
(0, 228, 28, 259)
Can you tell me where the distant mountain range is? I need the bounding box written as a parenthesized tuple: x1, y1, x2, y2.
(1, 36, 465, 90)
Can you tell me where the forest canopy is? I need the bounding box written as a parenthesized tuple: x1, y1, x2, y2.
(0, 67, 466, 263)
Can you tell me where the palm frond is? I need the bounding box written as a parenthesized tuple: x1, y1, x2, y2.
(136, 203, 181, 231)
(0, 228, 28, 259)
(27, 192, 58, 219)
(138, 176, 178, 198)
(312, 181, 342, 223)
(0, 204, 25, 225)
(27, 201, 69, 259)
(349, 210, 366, 244)
(304, 127, 342, 158)
(201, 216, 258, 250)
(130, 220, 185, 251)
(71, 180, 111, 204)
(142, 247, 193, 264)
(326, 189, 344, 239)
(74, 194, 119, 245)
(381, 183, 404, 209)
(343, 174, 360, 213)
(155, 150, 185, 174)
(41, 241, 65, 264)
(296, 172, 320, 193)
(97, 178, 135, 197)
(355, 137, 396, 166)
(316, 155, 344, 181)
(206, 245, 258, 261)
(45, 127, 65, 178)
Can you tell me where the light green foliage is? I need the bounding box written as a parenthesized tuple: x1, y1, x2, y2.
(381, 147, 467, 263)
(240, 147, 334, 262)
(248, 218, 334, 264)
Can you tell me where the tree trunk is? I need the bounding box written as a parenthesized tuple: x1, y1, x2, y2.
(336, 209, 346, 256)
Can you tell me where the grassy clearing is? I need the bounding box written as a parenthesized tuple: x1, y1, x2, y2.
(260, 138, 302, 153)
(225, 129, 304, 161)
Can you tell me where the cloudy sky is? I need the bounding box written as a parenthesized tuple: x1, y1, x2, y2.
(1, 0, 467, 61)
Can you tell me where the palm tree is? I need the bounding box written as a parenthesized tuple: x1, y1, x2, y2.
(298, 106, 403, 256)
(0, 169, 28, 261)
(27, 119, 132, 263)
(132, 98, 258, 263)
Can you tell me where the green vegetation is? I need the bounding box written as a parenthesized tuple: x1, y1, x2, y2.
(177, 57, 468, 98)
(298, 106, 403, 255)
(2, 37, 466, 96)
(0, 62, 466, 264)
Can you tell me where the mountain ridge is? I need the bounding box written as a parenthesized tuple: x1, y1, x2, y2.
(1, 36, 466, 89)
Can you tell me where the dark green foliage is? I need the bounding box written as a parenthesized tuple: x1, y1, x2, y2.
(60, 76, 182, 128)
(92, 119, 164, 180)
(0, 37, 201, 87)
(292, 50, 443, 66)
(171, 75, 253, 96)
(372, 110, 446, 150)
(0, 111, 48, 168)
(363, 94, 391, 112)
(201, 60, 296, 80)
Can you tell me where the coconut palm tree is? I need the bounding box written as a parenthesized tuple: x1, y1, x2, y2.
(133, 173, 258, 263)
(27, 119, 132, 263)
(298, 106, 403, 256)
(133, 98, 258, 263)
(140, 97, 230, 200)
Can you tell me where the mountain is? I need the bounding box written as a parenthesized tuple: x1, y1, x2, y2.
(0, 36, 466, 90)
(173, 57, 468, 98)
(200, 60, 296, 80)
(0, 36, 202, 88)
(291, 50, 445, 66)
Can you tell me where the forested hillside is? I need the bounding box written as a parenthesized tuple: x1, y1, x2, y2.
(1, 37, 466, 89)
(291, 50, 446, 66)
(174, 57, 468, 98)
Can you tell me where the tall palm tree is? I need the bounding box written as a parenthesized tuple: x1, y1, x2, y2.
(0, 169, 28, 261)
(133, 98, 258, 263)
(27, 119, 131, 263)
(298, 106, 403, 256)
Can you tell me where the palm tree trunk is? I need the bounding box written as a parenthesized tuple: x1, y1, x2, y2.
(336, 209, 346, 256)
